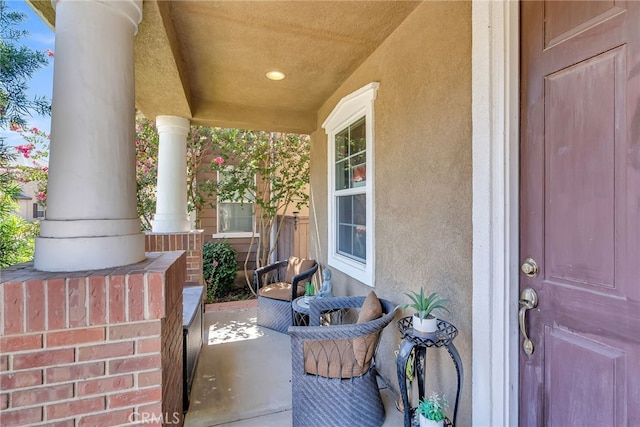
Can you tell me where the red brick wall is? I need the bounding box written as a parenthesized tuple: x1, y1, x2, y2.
(0, 252, 186, 427)
(145, 231, 203, 286)
(159, 253, 185, 423)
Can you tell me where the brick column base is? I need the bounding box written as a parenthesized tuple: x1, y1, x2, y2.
(0, 252, 186, 427)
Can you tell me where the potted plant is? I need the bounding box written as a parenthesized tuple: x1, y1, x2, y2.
(401, 288, 449, 334)
(417, 391, 448, 427)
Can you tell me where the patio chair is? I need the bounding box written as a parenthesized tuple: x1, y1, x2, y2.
(288, 292, 396, 427)
(254, 257, 318, 333)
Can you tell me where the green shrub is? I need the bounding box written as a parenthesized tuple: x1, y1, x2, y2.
(0, 215, 39, 268)
(202, 240, 238, 302)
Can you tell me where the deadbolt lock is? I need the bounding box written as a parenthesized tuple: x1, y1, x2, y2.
(521, 258, 539, 278)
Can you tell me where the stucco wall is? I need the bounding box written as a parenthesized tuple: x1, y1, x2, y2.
(310, 1, 472, 423)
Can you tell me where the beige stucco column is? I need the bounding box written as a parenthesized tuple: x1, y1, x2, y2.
(34, 0, 144, 271)
(152, 115, 191, 233)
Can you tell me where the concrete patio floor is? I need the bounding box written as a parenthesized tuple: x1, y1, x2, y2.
(184, 301, 405, 427)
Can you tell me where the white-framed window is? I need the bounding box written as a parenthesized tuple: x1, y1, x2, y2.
(213, 167, 255, 238)
(322, 82, 378, 286)
(32, 203, 45, 219)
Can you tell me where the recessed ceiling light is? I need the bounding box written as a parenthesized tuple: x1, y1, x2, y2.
(266, 71, 286, 81)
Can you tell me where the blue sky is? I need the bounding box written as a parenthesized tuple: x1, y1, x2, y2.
(1, 0, 54, 147)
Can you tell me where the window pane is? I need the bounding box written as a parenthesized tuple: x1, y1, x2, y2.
(334, 117, 366, 190)
(338, 224, 353, 255)
(335, 159, 349, 190)
(337, 195, 353, 223)
(219, 202, 253, 233)
(351, 152, 366, 187)
(353, 194, 366, 226)
(336, 195, 366, 263)
(335, 130, 349, 161)
(350, 118, 366, 154)
(352, 225, 366, 260)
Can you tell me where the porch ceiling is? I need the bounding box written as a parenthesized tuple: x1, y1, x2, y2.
(27, 0, 420, 134)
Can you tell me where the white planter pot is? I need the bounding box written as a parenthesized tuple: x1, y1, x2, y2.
(419, 415, 444, 427)
(412, 314, 438, 334)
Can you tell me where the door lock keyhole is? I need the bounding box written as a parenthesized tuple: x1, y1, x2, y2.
(521, 258, 539, 278)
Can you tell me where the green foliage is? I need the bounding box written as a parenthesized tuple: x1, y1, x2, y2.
(400, 288, 450, 320)
(134, 121, 217, 230)
(0, 214, 38, 268)
(202, 240, 238, 302)
(186, 126, 217, 227)
(0, 141, 18, 214)
(12, 126, 49, 207)
(0, 0, 51, 129)
(417, 391, 448, 422)
(203, 130, 310, 281)
(135, 118, 159, 230)
(0, 141, 38, 267)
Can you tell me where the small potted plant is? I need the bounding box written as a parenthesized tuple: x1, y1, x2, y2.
(304, 282, 315, 303)
(417, 391, 448, 427)
(400, 288, 449, 334)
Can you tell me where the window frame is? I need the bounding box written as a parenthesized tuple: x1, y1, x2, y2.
(322, 82, 379, 286)
(212, 167, 256, 238)
(32, 202, 45, 219)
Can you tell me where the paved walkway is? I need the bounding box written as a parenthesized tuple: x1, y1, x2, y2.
(184, 301, 404, 427)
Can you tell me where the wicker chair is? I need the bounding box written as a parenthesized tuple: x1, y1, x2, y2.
(288, 294, 396, 427)
(254, 257, 318, 333)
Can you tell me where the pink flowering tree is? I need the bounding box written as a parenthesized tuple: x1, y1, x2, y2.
(203, 130, 310, 291)
(135, 118, 159, 230)
(135, 119, 218, 230)
(12, 126, 50, 208)
(186, 126, 216, 227)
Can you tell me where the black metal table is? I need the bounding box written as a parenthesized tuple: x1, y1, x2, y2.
(396, 317, 463, 427)
(292, 296, 346, 326)
(292, 296, 313, 326)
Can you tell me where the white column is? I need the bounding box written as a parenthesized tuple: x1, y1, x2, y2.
(34, 0, 145, 272)
(152, 116, 191, 233)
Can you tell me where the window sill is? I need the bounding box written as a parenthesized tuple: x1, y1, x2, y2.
(212, 232, 256, 239)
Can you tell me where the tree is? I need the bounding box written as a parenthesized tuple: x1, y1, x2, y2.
(12, 125, 49, 206)
(135, 124, 311, 293)
(0, 0, 51, 267)
(0, 141, 38, 267)
(0, 0, 52, 129)
(0, 127, 48, 267)
(135, 118, 159, 230)
(204, 130, 310, 291)
(134, 119, 216, 230)
(0, 141, 19, 217)
(186, 126, 215, 227)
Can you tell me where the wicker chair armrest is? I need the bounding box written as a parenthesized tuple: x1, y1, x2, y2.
(290, 262, 319, 287)
(289, 298, 396, 340)
(253, 260, 288, 291)
(308, 297, 395, 327)
(289, 262, 318, 300)
(308, 296, 364, 325)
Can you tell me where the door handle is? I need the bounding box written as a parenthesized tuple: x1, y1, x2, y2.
(519, 287, 538, 356)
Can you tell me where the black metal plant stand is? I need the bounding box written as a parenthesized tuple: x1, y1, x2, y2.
(396, 317, 463, 427)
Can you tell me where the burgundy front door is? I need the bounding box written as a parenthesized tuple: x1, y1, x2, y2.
(520, 1, 640, 425)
